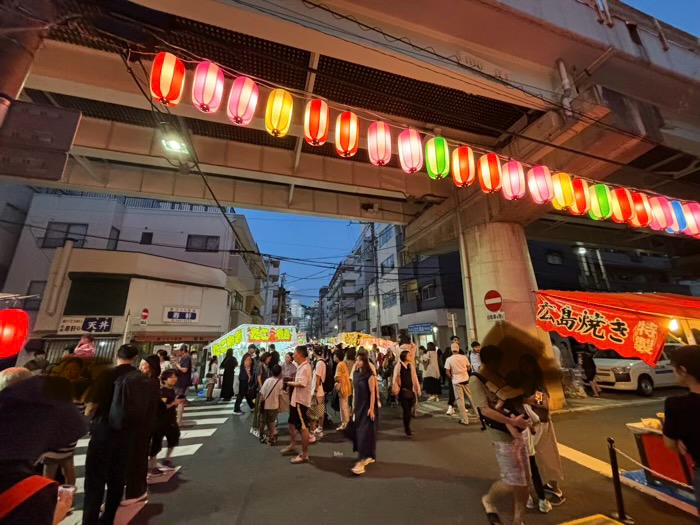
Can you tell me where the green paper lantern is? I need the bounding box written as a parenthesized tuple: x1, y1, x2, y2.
(588, 183, 612, 220)
(425, 137, 450, 180)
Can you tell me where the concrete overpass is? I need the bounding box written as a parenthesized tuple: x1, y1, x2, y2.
(2, 0, 700, 367)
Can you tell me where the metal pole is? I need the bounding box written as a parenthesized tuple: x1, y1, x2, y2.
(277, 273, 286, 325)
(607, 437, 634, 524)
(456, 212, 477, 341)
(371, 223, 381, 336)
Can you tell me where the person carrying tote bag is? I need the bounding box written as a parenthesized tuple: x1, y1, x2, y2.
(392, 349, 421, 437)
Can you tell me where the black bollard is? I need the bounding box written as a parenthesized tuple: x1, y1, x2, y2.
(607, 437, 634, 524)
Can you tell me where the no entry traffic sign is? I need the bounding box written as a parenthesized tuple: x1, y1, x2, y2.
(484, 290, 503, 312)
(141, 308, 149, 321)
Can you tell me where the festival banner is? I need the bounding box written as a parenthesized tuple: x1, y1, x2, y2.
(535, 291, 668, 365)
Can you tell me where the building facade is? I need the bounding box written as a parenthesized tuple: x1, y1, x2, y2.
(2, 190, 267, 331)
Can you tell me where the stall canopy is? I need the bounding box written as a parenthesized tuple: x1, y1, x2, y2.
(535, 291, 700, 365)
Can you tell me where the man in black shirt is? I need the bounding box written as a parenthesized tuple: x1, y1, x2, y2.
(82, 344, 139, 525)
(174, 346, 192, 425)
(663, 344, 700, 512)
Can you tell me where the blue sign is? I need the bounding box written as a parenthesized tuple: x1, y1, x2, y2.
(82, 317, 113, 333)
(163, 307, 200, 323)
(408, 323, 434, 334)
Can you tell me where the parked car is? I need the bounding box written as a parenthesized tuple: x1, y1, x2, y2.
(593, 346, 680, 396)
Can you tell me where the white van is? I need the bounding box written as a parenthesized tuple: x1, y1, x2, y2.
(593, 345, 680, 396)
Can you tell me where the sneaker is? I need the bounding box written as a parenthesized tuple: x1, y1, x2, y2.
(121, 492, 148, 506)
(546, 492, 566, 506)
(314, 427, 323, 435)
(526, 496, 536, 509)
(459, 420, 469, 426)
(233, 411, 244, 415)
(446, 406, 455, 416)
(538, 499, 553, 514)
(351, 462, 366, 475)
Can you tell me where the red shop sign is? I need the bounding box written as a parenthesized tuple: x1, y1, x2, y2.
(535, 291, 668, 365)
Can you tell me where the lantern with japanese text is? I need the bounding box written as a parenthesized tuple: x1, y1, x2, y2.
(425, 137, 450, 180)
(335, 111, 359, 158)
(398, 129, 423, 173)
(478, 153, 502, 193)
(682, 202, 700, 236)
(588, 184, 612, 220)
(648, 196, 673, 231)
(0, 309, 29, 358)
(527, 165, 554, 204)
(150, 52, 185, 107)
(667, 200, 686, 234)
(226, 76, 258, 126)
(367, 121, 392, 166)
(192, 61, 224, 113)
(568, 178, 591, 216)
(265, 89, 294, 137)
(304, 99, 330, 146)
(451, 146, 475, 188)
(501, 160, 526, 200)
(628, 192, 652, 228)
(610, 187, 634, 224)
(551, 172, 574, 210)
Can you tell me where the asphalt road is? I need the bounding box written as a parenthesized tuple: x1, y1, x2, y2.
(129, 389, 696, 525)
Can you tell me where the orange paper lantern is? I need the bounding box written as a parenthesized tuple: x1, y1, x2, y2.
(478, 153, 502, 193)
(682, 202, 700, 236)
(569, 178, 591, 216)
(150, 52, 185, 107)
(610, 187, 634, 224)
(304, 99, 330, 146)
(451, 146, 475, 187)
(628, 192, 652, 228)
(335, 111, 359, 157)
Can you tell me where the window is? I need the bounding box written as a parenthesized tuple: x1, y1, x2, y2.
(421, 283, 437, 301)
(107, 227, 120, 251)
(64, 276, 130, 316)
(186, 235, 220, 252)
(232, 291, 244, 311)
(382, 290, 397, 309)
(140, 232, 153, 245)
(24, 280, 46, 310)
(378, 226, 393, 247)
(42, 222, 88, 248)
(359, 309, 368, 321)
(546, 251, 563, 265)
(380, 255, 395, 275)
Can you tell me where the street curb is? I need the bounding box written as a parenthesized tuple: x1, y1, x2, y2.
(553, 398, 663, 415)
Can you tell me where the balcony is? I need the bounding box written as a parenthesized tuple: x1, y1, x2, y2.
(226, 255, 256, 292)
(230, 308, 252, 329)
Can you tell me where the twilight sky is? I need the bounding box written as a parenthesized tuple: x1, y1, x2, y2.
(240, 0, 697, 306)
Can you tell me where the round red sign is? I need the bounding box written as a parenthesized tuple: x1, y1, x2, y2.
(484, 290, 503, 312)
(141, 308, 149, 321)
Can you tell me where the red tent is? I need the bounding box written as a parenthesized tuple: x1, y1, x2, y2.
(534, 290, 700, 365)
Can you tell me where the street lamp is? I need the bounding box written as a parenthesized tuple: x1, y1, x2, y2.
(371, 301, 377, 307)
(334, 324, 338, 330)
(432, 326, 438, 334)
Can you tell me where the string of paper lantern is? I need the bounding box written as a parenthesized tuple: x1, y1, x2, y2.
(148, 51, 700, 240)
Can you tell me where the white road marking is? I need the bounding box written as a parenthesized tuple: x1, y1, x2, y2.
(74, 443, 203, 467)
(185, 417, 228, 425)
(180, 428, 217, 439)
(180, 410, 233, 417)
(185, 404, 234, 411)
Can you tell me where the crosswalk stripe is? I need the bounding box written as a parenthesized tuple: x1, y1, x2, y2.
(181, 410, 233, 417)
(180, 428, 217, 439)
(74, 443, 203, 467)
(185, 417, 228, 425)
(186, 404, 234, 411)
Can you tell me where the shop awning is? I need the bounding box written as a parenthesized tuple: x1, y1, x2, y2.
(534, 290, 700, 365)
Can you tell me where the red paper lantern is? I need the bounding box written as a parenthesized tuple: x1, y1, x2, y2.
(150, 52, 185, 107)
(569, 178, 591, 216)
(648, 196, 673, 231)
(227, 76, 258, 126)
(478, 153, 502, 193)
(501, 160, 526, 200)
(303, 99, 330, 146)
(398, 129, 423, 173)
(610, 187, 634, 224)
(682, 202, 700, 236)
(335, 111, 359, 158)
(628, 192, 652, 228)
(0, 309, 29, 358)
(192, 61, 224, 113)
(367, 121, 392, 166)
(451, 146, 475, 187)
(527, 165, 554, 204)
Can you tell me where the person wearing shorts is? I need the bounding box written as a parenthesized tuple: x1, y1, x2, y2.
(469, 345, 532, 525)
(259, 365, 284, 445)
(281, 346, 312, 464)
(308, 347, 327, 442)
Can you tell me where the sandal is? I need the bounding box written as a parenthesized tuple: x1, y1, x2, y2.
(280, 446, 298, 456)
(290, 454, 308, 464)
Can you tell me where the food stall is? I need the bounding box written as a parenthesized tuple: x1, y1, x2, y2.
(535, 290, 699, 508)
(208, 324, 297, 360)
(336, 332, 394, 350)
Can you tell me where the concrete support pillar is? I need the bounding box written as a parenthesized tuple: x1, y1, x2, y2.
(0, 0, 56, 99)
(462, 221, 564, 408)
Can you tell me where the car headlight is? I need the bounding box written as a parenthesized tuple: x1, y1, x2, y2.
(611, 366, 631, 374)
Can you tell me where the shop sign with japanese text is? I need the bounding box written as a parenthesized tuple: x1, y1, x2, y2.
(162, 307, 199, 323)
(58, 316, 113, 335)
(535, 293, 667, 365)
(247, 325, 293, 344)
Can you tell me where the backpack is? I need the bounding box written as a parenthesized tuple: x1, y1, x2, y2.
(322, 359, 335, 394)
(109, 370, 152, 430)
(471, 373, 525, 434)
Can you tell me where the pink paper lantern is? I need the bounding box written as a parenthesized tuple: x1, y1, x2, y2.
(192, 61, 224, 113)
(227, 76, 258, 126)
(527, 165, 554, 204)
(501, 160, 526, 200)
(398, 129, 423, 173)
(367, 121, 391, 166)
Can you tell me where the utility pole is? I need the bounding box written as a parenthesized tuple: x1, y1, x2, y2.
(370, 223, 381, 337)
(277, 273, 286, 325)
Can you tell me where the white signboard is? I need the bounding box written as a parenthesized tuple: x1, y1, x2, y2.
(486, 312, 506, 322)
(163, 307, 200, 323)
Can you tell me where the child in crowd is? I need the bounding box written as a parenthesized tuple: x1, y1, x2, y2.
(149, 369, 182, 473)
(259, 364, 284, 445)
